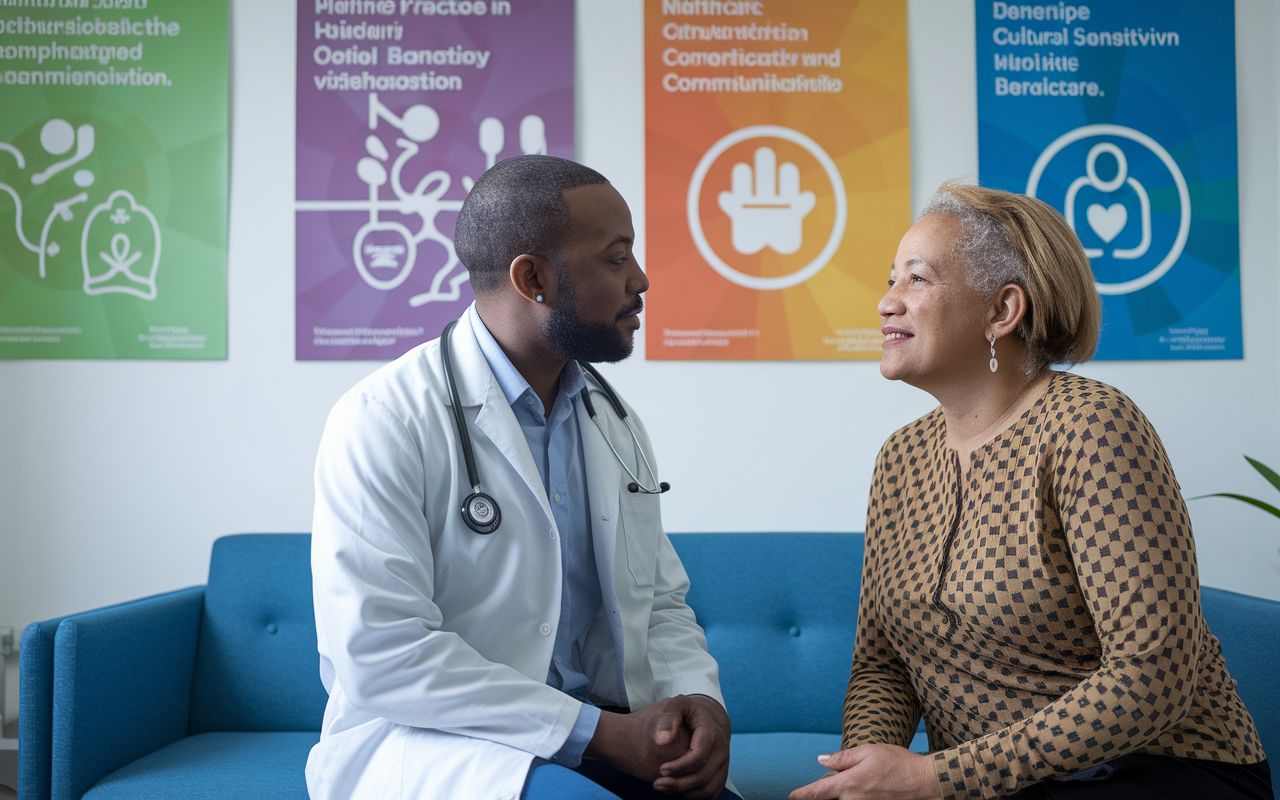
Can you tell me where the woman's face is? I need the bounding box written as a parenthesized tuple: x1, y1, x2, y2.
(878, 214, 989, 387)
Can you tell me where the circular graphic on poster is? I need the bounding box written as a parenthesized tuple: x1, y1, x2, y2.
(686, 125, 847, 291)
(1026, 124, 1190, 296)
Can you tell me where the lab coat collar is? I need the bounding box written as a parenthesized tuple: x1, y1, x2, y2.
(444, 312, 554, 525)
(467, 303, 587, 418)
(447, 312, 625, 608)
(445, 308, 499, 409)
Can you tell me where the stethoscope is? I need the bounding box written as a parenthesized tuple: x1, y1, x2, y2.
(441, 319, 669, 535)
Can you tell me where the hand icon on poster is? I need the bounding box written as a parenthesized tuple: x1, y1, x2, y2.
(687, 125, 846, 291)
(717, 146, 815, 255)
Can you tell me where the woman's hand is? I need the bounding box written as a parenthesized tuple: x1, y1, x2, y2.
(789, 744, 942, 800)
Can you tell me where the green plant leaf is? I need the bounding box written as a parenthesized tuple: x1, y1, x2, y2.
(1188, 492, 1280, 519)
(1245, 456, 1280, 496)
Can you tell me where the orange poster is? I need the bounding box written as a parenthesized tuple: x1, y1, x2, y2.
(645, 0, 909, 360)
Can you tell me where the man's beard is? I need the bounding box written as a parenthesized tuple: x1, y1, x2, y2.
(544, 268, 639, 364)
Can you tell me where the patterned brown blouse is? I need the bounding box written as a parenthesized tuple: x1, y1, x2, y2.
(842, 372, 1264, 799)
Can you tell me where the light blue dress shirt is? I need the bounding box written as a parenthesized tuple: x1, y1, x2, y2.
(467, 305, 605, 767)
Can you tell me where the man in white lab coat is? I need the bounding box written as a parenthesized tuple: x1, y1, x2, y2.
(308, 156, 737, 800)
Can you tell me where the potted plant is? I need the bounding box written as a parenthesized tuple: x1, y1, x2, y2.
(1193, 455, 1280, 529)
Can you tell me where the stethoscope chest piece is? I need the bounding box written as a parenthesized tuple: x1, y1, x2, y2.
(461, 490, 501, 534)
(443, 319, 504, 535)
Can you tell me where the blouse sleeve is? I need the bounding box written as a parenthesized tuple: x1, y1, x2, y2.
(931, 391, 1204, 798)
(842, 442, 924, 750)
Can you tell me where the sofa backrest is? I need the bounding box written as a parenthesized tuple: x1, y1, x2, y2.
(1201, 585, 1280, 787)
(670, 533, 864, 735)
(188, 533, 328, 733)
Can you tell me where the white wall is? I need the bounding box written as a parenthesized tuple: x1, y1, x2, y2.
(2, 0, 1279, 662)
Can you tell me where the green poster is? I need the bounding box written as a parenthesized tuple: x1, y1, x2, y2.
(0, 1, 227, 359)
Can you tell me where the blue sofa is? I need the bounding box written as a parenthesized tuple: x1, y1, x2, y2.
(18, 533, 1280, 800)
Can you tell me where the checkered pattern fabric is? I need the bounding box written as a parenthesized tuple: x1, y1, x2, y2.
(842, 373, 1264, 799)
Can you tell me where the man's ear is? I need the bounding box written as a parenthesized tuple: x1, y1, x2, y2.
(988, 283, 1028, 340)
(509, 253, 553, 305)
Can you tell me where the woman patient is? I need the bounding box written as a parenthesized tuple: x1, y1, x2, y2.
(792, 182, 1271, 800)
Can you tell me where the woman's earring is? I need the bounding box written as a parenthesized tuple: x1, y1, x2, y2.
(989, 334, 998, 373)
(535, 294, 544, 303)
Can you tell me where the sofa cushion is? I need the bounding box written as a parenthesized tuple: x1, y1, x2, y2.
(730, 732, 843, 800)
(189, 534, 327, 733)
(671, 533, 865, 734)
(82, 732, 318, 800)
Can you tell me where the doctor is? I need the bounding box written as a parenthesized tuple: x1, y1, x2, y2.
(308, 155, 736, 800)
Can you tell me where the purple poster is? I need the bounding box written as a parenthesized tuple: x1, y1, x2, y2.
(295, 0, 574, 360)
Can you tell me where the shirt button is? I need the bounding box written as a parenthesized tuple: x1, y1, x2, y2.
(554, 493, 561, 502)
(549, 528, 556, 539)
(524, 396, 534, 405)
(555, 655, 563, 664)
(540, 623, 551, 636)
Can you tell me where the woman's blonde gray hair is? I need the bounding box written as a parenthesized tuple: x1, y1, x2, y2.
(921, 180, 1102, 372)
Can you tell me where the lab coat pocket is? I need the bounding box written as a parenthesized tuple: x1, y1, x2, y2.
(620, 491, 660, 587)
(306, 719, 403, 800)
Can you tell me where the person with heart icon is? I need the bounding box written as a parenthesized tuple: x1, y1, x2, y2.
(1063, 141, 1152, 262)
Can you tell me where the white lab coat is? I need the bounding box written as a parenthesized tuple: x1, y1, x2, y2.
(306, 312, 725, 800)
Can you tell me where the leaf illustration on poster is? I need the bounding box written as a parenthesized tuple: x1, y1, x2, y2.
(294, 0, 574, 361)
(0, 4, 229, 359)
(976, 0, 1241, 360)
(644, 0, 910, 361)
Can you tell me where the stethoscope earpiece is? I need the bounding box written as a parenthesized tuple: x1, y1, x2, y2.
(578, 362, 667, 496)
(627, 482, 671, 494)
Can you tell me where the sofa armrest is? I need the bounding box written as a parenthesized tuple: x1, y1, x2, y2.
(50, 587, 205, 800)
(1201, 586, 1280, 771)
(19, 615, 72, 800)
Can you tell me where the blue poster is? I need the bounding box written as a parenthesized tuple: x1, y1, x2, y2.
(976, 1, 1240, 360)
